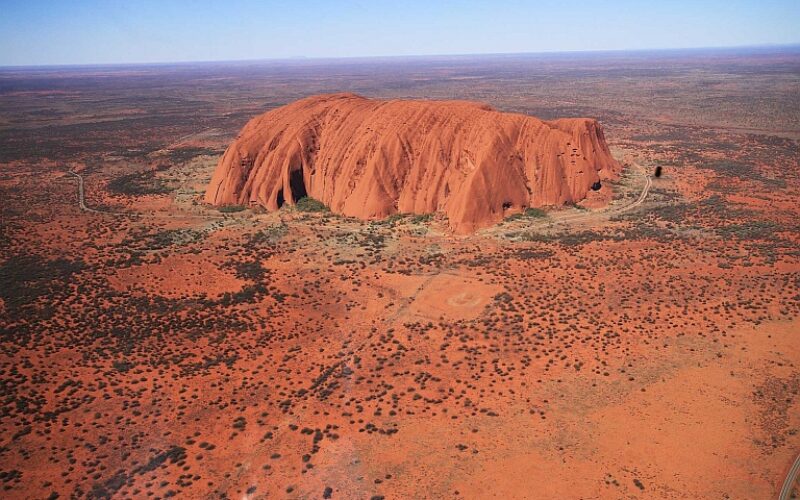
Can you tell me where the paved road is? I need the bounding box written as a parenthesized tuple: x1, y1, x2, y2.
(779, 452, 800, 500)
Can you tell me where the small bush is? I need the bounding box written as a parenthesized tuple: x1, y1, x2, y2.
(294, 197, 328, 212)
(506, 207, 547, 221)
(108, 170, 172, 195)
(218, 205, 246, 213)
(383, 213, 407, 225)
(523, 207, 547, 218)
(410, 213, 434, 224)
(112, 360, 135, 373)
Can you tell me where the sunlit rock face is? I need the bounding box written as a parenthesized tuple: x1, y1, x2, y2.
(205, 93, 619, 232)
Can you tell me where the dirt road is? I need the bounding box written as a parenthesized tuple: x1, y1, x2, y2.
(68, 170, 105, 214)
(67, 169, 228, 220)
(489, 162, 652, 239)
(780, 453, 800, 500)
(540, 162, 652, 226)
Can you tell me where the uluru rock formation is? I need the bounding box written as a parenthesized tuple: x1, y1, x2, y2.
(205, 93, 619, 232)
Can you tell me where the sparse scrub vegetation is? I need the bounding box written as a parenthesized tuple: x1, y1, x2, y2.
(0, 47, 798, 500)
(505, 207, 547, 221)
(218, 204, 246, 213)
(294, 196, 328, 212)
(108, 169, 173, 195)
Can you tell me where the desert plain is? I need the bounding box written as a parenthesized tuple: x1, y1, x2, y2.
(1, 47, 799, 499)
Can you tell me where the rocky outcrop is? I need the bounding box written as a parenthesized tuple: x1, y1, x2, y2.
(205, 93, 619, 233)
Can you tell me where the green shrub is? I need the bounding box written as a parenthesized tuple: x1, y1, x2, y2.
(294, 197, 328, 212)
(108, 170, 172, 195)
(506, 207, 547, 221)
(218, 204, 246, 213)
(410, 213, 434, 224)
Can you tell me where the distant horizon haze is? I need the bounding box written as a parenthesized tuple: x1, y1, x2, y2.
(1, 43, 799, 70)
(1, 0, 799, 66)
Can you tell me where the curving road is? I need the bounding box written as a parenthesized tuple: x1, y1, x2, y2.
(69, 161, 653, 228)
(779, 452, 800, 500)
(542, 162, 652, 226)
(491, 162, 652, 239)
(67, 169, 228, 220)
(68, 170, 106, 214)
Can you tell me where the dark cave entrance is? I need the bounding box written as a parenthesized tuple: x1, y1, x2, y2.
(289, 168, 308, 202)
(591, 180, 602, 191)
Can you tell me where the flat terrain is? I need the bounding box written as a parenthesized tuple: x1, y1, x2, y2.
(1, 47, 799, 499)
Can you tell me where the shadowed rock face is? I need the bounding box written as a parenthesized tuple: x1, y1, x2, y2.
(205, 93, 619, 232)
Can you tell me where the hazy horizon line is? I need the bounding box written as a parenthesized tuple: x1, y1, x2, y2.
(2, 42, 799, 71)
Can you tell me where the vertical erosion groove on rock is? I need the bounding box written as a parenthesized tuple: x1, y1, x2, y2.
(205, 93, 620, 232)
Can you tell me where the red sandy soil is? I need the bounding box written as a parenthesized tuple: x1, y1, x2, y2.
(1, 53, 799, 500)
(2, 160, 798, 498)
(205, 94, 618, 233)
(107, 253, 246, 299)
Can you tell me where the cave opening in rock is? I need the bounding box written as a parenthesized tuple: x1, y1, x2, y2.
(289, 168, 308, 203)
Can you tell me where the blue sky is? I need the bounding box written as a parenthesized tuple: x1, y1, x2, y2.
(0, 0, 798, 66)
